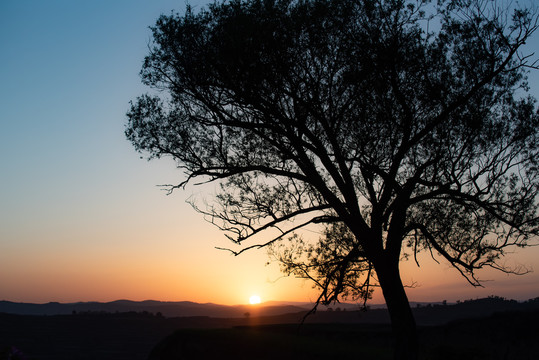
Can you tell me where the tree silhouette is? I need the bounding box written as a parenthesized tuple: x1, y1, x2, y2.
(126, 0, 539, 358)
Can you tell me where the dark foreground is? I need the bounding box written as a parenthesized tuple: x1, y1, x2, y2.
(1, 308, 538, 360)
(148, 309, 539, 360)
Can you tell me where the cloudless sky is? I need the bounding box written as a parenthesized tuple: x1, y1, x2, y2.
(1, 0, 538, 306)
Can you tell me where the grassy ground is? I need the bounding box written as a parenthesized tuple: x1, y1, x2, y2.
(418, 309, 539, 360)
(148, 323, 394, 360)
(149, 310, 539, 360)
(2, 309, 538, 359)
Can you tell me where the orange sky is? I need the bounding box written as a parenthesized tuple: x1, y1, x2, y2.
(2, 171, 538, 306)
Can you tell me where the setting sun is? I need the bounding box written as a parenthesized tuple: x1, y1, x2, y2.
(249, 295, 261, 304)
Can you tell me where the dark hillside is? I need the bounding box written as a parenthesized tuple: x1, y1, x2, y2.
(0, 312, 181, 360)
(413, 296, 539, 325)
(147, 309, 539, 360)
(1, 297, 538, 359)
(419, 309, 539, 359)
(148, 324, 394, 360)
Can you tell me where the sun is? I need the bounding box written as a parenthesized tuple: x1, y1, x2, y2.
(249, 295, 261, 304)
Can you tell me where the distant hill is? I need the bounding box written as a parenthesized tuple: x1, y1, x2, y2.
(412, 295, 539, 325)
(1, 296, 537, 325)
(2, 296, 538, 360)
(2, 303, 538, 360)
(0, 299, 313, 318)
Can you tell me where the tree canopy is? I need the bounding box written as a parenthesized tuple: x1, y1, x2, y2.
(126, 0, 538, 358)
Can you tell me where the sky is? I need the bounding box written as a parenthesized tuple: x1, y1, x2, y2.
(1, 0, 538, 306)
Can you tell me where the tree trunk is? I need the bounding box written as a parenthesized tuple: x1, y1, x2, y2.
(375, 258, 418, 360)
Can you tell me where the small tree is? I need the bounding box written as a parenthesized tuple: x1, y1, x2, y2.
(126, 1, 539, 358)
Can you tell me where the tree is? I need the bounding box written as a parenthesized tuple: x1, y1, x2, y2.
(126, 0, 539, 358)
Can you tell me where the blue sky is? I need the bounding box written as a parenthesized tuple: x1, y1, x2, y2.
(0, 0, 310, 305)
(1, 0, 538, 305)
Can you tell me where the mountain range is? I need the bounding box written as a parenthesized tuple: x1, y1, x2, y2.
(1, 296, 538, 325)
(0, 299, 321, 318)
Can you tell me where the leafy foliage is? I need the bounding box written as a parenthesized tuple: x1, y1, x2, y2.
(126, 4, 539, 352)
(271, 223, 374, 305)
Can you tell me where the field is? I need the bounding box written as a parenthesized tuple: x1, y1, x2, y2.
(148, 310, 539, 360)
(1, 299, 538, 359)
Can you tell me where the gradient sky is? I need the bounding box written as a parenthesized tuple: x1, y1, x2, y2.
(1, 0, 538, 306)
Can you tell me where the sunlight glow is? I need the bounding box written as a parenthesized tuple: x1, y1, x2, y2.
(249, 295, 261, 304)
